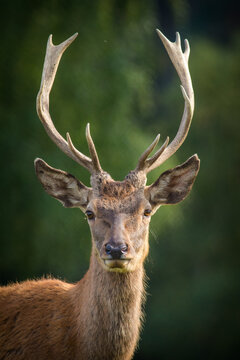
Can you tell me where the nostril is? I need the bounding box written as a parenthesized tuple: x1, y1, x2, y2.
(105, 243, 112, 255)
(120, 244, 128, 254)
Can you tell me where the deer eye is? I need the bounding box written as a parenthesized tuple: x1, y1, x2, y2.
(85, 210, 95, 220)
(144, 209, 152, 217)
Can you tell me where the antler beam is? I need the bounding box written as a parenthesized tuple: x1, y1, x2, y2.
(36, 33, 102, 174)
(136, 30, 194, 174)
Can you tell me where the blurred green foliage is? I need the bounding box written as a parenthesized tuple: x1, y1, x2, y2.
(0, 0, 239, 359)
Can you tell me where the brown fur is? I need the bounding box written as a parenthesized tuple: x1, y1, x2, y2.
(100, 180, 136, 198)
(0, 255, 145, 360)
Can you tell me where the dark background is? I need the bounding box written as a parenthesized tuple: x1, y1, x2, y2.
(0, 0, 239, 359)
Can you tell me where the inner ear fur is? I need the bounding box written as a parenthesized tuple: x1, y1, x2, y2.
(34, 158, 91, 210)
(145, 154, 200, 207)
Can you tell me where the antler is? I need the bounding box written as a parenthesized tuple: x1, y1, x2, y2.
(136, 30, 194, 174)
(36, 33, 102, 174)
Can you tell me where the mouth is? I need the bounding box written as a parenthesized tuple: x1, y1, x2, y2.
(103, 258, 132, 270)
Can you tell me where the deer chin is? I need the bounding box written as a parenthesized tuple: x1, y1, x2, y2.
(103, 259, 132, 273)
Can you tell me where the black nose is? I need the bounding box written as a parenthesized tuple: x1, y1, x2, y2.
(105, 243, 128, 260)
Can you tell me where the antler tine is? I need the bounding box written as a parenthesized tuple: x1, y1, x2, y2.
(136, 30, 194, 174)
(136, 134, 160, 171)
(156, 30, 194, 109)
(85, 123, 102, 172)
(36, 33, 101, 174)
(146, 136, 169, 167)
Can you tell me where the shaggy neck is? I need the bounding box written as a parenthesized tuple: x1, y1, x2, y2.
(73, 252, 145, 360)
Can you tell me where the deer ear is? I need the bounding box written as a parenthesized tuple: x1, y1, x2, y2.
(145, 155, 200, 207)
(34, 158, 91, 210)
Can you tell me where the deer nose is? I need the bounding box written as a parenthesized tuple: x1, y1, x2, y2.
(105, 243, 128, 260)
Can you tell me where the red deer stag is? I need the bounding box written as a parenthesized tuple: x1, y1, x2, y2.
(0, 30, 199, 360)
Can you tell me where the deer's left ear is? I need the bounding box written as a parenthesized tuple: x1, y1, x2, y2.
(145, 155, 200, 208)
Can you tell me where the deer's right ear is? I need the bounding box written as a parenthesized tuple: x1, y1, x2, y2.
(34, 158, 91, 210)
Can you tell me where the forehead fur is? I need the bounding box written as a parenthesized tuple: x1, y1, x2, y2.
(90, 179, 147, 214)
(99, 180, 136, 198)
(90, 170, 147, 195)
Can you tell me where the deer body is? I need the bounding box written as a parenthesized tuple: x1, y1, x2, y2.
(0, 254, 144, 360)
(0, 30, 200, 359)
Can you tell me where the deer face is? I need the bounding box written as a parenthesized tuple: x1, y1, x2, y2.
(86, 187, 152, 272)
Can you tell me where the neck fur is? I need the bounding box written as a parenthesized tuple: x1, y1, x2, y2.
(72, 252, 146, 360)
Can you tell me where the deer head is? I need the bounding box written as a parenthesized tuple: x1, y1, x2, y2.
(35, 30, 200, 273)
